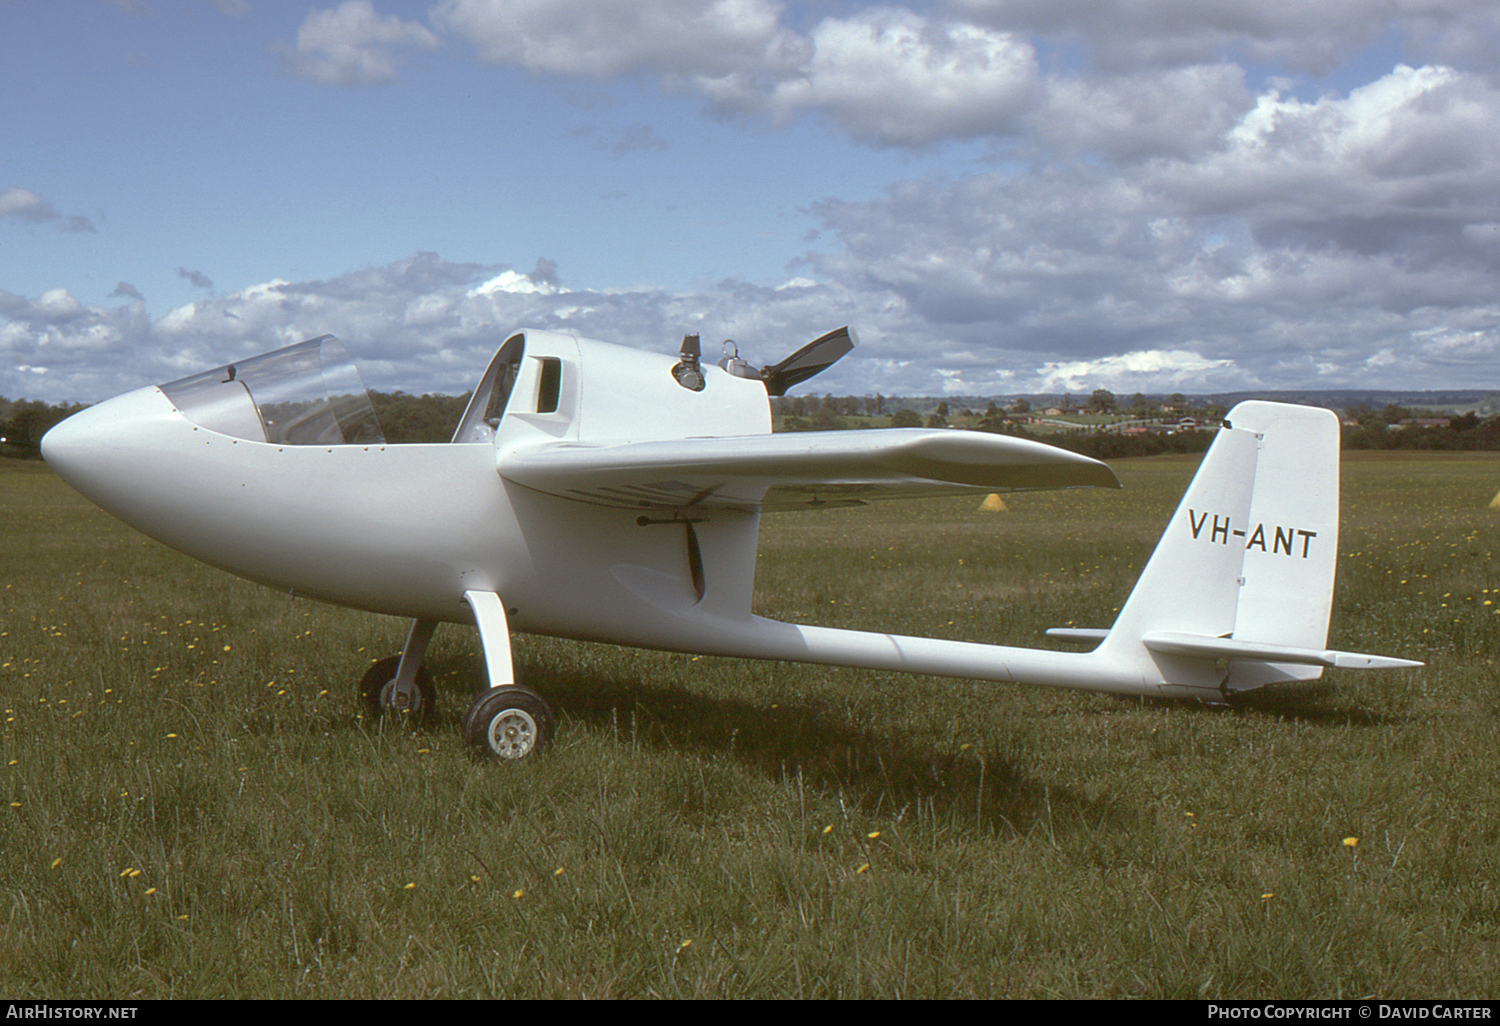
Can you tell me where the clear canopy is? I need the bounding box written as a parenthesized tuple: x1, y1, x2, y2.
(159, 336, 385, 446)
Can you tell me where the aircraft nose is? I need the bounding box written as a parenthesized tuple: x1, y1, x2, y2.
(42, 391, 132, 472)
(40, 404, 92, 469)
(41, 385, 182, 512)
(41, 400, 105, 478)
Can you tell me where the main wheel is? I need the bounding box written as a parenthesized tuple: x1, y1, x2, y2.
(357, 655, 436, 725)
(463, 686, 554, 761)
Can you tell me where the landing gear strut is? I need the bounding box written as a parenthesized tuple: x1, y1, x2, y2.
(357, 619, 438, 725)
(355, 594, 557, 760)
(357, 655, 435, 724)
(458, 590, 554, 761)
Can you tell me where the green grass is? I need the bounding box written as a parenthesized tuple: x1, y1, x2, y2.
(2, 451, 1498, 997)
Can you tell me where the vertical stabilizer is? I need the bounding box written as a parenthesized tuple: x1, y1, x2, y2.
(1100, 419, 1259, 656)
(1097, 401, 1352, 695)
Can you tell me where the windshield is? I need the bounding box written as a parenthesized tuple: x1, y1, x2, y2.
(159, 336, 385, 446)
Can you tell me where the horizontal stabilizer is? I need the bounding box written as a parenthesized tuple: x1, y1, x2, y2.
(500, 429, 1120, 512)
(1142, 631, 1424, 670)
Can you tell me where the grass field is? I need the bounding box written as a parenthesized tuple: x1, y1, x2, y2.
(2, 450, 1498, 998)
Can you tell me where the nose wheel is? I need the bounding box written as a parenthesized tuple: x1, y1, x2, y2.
(357, 655, 436, 725)
(462, 686, 555, 761)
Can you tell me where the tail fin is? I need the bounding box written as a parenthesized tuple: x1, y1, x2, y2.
(1094, 401, 1418, 698)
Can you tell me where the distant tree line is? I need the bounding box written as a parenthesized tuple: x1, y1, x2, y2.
(365, 391, 470, 443)
(768, 392, 1500, 458)
(1339, 402, 1500, 451)
(6, 391, 1499, 460)
(0, 397, 86, 456)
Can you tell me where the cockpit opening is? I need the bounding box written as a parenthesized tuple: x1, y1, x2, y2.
(452, 332, 526, 442)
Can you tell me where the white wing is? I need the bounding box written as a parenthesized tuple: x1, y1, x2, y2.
(498, 428, 1119, 512)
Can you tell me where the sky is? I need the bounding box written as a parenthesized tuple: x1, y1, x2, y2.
(5, 0, 1500, 404)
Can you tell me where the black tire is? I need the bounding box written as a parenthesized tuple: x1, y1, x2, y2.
(463, 686, 554, 760)
(357, 655, 436, 725)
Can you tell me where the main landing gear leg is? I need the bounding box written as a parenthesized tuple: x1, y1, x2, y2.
(460, 590, 554, 761)
(358, 618, 438, 724)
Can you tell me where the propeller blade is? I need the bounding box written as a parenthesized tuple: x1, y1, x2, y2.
(759, 326, 857, 397)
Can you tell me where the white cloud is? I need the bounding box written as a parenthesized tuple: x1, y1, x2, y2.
(283, 0, 440, 85)
(756, 12, 1038, 146)
(0, 186, 96, 232)
(1402, 2, 1500, 72)
(468, 270, 563, 296)
(1033, 350, 1239, 393)
(433, 0, 797, 79)
(1145, 65, 1500, 267)
(417, 0, 1500, 158)
(3, 231, 1496, 407)
(437, 2, 1037, 146)
(952, 0, 1500, 74)
(778, 63, 1500, 394)
(285, 1, 1500, 159)
(1032, 64, 1251, 161)
(36, 289, 86, 322)
(0, 187, 51, 220)
(157, 303, 199, 334)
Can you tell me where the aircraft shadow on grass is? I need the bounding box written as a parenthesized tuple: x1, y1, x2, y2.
(458, 656, 1125, 839)
(227, 648, 1391, 838)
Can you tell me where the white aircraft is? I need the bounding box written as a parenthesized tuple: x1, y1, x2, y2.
(41, 328, 1420, 760)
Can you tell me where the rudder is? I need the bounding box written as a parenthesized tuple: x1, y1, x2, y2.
(1220, 402, 1341, 688)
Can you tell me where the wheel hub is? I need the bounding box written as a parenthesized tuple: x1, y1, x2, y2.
(379, 679, 418, 712)
(487, 709, 537, 758)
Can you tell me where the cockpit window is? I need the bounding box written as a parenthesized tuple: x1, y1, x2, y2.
(160, 335, 385, 446)
(452, 333, 525, 442)
(485, 348, 522, 423)
(536, 357, 561, 414)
